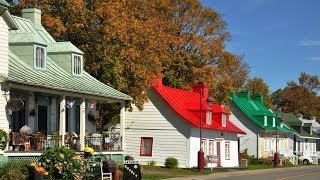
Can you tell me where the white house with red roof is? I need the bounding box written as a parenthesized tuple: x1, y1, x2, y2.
(124, 80, 245, 168)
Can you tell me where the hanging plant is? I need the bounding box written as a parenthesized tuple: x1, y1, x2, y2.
(87, 111, 96, 124)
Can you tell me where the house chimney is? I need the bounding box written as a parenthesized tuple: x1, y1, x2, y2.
(296, 113, 303, 120)
(22, 8, 41, 28)
(239, 91, 250, 100)
(254, 94, 264, 104)
(193, 82, 208, 100)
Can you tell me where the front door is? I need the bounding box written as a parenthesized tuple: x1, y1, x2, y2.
(216, 141, 221, 167)
(38, 105, 48, 134)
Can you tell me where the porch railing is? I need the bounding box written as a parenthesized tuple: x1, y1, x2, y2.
(84, 136, 122, 151)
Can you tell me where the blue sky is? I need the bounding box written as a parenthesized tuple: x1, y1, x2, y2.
(200, 0, 320, 92)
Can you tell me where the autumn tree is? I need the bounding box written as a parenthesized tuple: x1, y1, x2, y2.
(10, 0, 250, 125)
(243, 77, 273, 108)
(272, 72, 320, 121)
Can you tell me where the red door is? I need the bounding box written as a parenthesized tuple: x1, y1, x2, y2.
(216, 141, 221, 167)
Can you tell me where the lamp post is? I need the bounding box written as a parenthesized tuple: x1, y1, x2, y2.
(197, 82, 215, 172)
(274, 114, 284, 168)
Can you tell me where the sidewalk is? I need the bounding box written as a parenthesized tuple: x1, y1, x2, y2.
(165, 166, 314, 180)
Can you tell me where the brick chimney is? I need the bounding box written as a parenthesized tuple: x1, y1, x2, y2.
(193, 82, 208, 100)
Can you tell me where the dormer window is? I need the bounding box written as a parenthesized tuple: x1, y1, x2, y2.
(34, 45, 46, 69)
(206, 111, 212, 125)
(222, 113, 226, 127)
(264, 116, 267, 126)
(72, 54, 83, 76)
(273, 117, 275, 127)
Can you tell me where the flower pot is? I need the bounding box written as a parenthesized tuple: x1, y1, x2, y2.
(84, 152, 92, 158)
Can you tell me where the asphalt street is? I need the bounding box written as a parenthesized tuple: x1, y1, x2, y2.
(166, 166, 320, 180)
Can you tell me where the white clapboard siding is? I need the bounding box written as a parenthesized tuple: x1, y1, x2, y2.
(189, 129, 239, 167)
(0, 15, 10, 132)
(229, 103, 260, 157)
(0, 16, 9, 75)
(125, 90, 190, 168)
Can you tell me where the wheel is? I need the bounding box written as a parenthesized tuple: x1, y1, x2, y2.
(303, 159, 309, 165)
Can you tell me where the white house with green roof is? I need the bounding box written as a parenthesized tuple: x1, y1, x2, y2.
(0, 6, 132, 162)
(229, 92, 293, 159)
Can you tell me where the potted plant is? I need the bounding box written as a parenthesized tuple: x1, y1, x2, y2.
(84, 147, 94, 158)
(0, 129, 8, 150)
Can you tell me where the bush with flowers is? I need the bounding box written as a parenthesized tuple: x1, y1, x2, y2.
(84, 147, 94, 157)
(38, 146, 87, 180)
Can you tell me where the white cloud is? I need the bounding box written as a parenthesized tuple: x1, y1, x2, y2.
(310, 56, 320, 61)
(299, 40, 320, 46)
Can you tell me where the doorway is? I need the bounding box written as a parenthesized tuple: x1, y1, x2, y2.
(216, 141, 221, 167)
(38, 105, 48, 134)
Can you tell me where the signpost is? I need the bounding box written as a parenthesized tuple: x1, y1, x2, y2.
(207, 155, 218, 170)
(123, 160, 141, 180)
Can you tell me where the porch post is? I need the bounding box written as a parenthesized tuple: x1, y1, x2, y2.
(79, 98, 86, 151)
(59, 96, 66, 146)
(120, 102, 125, 150)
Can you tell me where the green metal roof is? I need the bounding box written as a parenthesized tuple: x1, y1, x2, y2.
(0, 0, 10, 8)
(231, 92, 292, 133)
(279, 113, 320, 138)
(6, 12, 132, 101)
(48, 42, 83, 54)
(10, 16, 56, 44)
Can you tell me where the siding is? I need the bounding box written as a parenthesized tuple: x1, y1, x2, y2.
(189, 129, 239, 167)
(229, 102, 260, 157)
(124, 89, 190, 168)
(0, 15, 9, 132)
(0, 16, 9, 75)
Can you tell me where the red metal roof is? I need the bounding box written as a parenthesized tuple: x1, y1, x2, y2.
(152, 82, 246, 134)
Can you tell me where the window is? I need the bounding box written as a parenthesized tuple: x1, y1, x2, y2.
(222, 113, 226, 127)
(201, 139, 207, 155)
(140, 137, 153, 156)
(272, 117, 275, 127)
(208, 140, 214, 156)
(264, 116, 267, 126)
(72, 54, 82, 75)
(34, 46, 46, 69)
(278, 139, 284, 150)
(206, 111, 212, 125)
(264, 138, 271, 151)
(225, 142, 230, 160)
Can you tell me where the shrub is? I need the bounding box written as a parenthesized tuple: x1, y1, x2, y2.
(0, 130, 8, 150)
(125, 155, 134, 160)
(282, 158, 293, 166)
(164, 157, 178, 168)
(38, 146, 87, 180)
(147, 160, 156, 166)
(0, 161, 29, 180)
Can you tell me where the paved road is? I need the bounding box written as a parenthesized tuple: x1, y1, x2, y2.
(166, 166, 320, 180)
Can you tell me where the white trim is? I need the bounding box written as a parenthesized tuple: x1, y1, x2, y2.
(34, 45, 46, 70)
(264, 116, 267, 126)
(273, 117, 275, 127)
(206, 111, 212, 125)
(222, 113, 226, 127)
(72, 54, 83, 76)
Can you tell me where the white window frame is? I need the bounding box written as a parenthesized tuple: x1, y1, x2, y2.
(72, 54, 83, 76)
(208, 140, 214, 156)
(264, 138, 271, 151)
(264, 116, 267, 126)
(201, 139, 207, 156)
(273, 117, 275, 127)
(225, 142, 230, 160)
(34, 45, 46, 69)
(278, 139, 285, 150)
(206, 111, 212, 125)
(222, 113, 226, 127)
